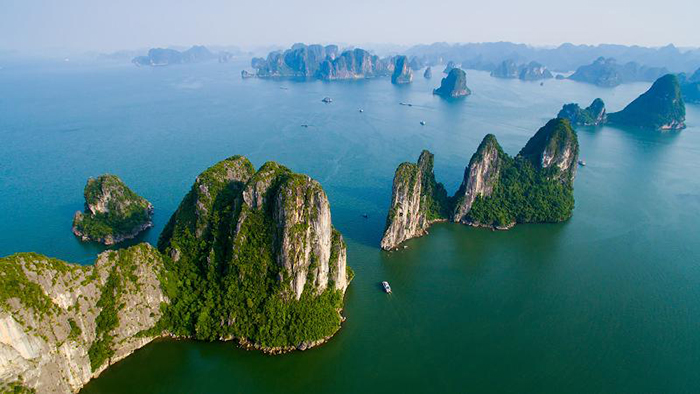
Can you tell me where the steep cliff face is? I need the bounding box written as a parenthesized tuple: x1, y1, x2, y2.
(558, 98, 606, 126)
(433, 68, 471, 98)
(518, 118, 579, 183)
(0, 244, 167, 394)
(607, 74, 686, 130)
(252, 44, 337, 77)
(391, 56, 413, 84)
(452, 135, 505, 223)
(380, 119, 579, 245)
(423, 66, 432, 79)
(380, 151, 449, 250)
(159, 156, 351, 350)
(72, 175, 153, 245)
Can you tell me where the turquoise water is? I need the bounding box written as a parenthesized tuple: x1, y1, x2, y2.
(1, 60, 699, 393)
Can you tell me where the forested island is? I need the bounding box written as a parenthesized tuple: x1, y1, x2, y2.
(1, 156, 353, 394)
(72, 175, 153, 245)
(560, 74, 687, 130)
(381, 118, 579, 250)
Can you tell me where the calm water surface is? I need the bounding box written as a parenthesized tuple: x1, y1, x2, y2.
(0, 60, 698, 393)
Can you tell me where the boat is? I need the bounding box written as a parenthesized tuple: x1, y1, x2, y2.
(362, 213, 368, 218)
(359, 109, 364, 113)
(322, 97, 332, 103)
(399, 102, 413, 107)
(578, 160, 586, 166)
(301, 124, 309, 128)
(420, 121, 426, 126)
(381, 281, 392, 293)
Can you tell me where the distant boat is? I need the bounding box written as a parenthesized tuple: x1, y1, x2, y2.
(362, 213, 368, 218)
(399, 102, 413, 107)
(359, 109, 364, 113)
(301, 124, 309, 128)
(540, 82, 544, 86)
(381, 281, 392, 293)
(578, 160, 586, 166)
(420, 121, 426, 126)
(322, 97, 332, 103)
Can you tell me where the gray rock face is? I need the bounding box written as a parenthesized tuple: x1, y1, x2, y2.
(443, 61, 456, 74)
(518, 118, 580, 183)
(519, 61, 554, 81)
(380, 151, 449, 250)
(391, 56, 413, 84)
(0, 244, 168, 394)
(424, 66, 432, 79)
(452, 135, 505, 223)
(433, 68, 471, 98)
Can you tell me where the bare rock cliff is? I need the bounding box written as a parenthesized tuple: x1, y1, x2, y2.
(0, 244, 167, 394)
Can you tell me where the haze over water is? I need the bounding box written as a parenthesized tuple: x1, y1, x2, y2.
(1, 60, 699, 393)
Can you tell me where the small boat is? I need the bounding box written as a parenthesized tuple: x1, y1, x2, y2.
(362, 213, 368, 218)
(359, 109, 364, 113)
(381, 281, 392, 293)
(322, 97, 332, 103)
(420, 121, 426, 126)
(399, 102, 413, 107)
(578, 160, 586, 166)
(301, 124, 309, 128)
(540, 82, 544, 86)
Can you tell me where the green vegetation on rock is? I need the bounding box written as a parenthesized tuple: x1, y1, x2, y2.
(607, 74, 686, 130)
(72, 174, 153, 244)
(158, 156, 351, 349)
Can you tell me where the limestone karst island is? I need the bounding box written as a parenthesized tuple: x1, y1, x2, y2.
(1, 2, 700, 393)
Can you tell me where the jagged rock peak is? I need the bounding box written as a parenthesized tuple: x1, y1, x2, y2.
(380, 150, 449, 250)
(391, 55, 413, 84)
(72, 174, 153, 245)
(558, 98, 607, 126)
(452, 134, 506, 223)
(607, 74, 686, 130)
(424, 66, 432, 79)
(433, 68, 471, 98)
(518, 118, 579, 183)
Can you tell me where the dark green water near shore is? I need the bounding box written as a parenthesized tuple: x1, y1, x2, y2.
(1, 60, 698, 393)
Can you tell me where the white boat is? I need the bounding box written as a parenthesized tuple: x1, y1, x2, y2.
(322, 97, 332, 103)
(420, 121, 426, 126)
(359, 109, 364, 113)
(382, 281, 392, 293)
(578, 160, 586, 166)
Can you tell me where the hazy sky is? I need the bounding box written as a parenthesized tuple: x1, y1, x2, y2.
(1, 0, 698, 53)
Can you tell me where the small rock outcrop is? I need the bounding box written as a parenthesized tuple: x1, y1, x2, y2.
(433, 68, 471, 98)
(607, 74, 686, 130)
(159, 155, 352, 349)
(72, 175, 153, 245)
(380, 151, 449, 250)
(491, 60, 519, 79)
(443, 61, 456, 74)
(519, 61, 554, 81)
(424, 66, 432, 79)
(391, 56, 413, 84)
(0, 244, 168, 394)
(381, 119, 579, 246)
(558, 98, 607, 126)
(241, 70, 255, 79)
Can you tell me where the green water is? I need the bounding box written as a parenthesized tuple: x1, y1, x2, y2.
(1, 60, 698, 393)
